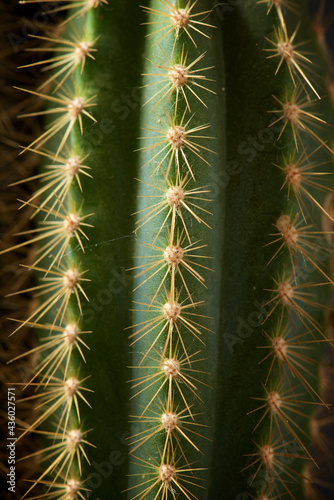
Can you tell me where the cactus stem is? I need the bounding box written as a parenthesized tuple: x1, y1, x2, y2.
(244, 439, 305, 499)
(19, 32, 99, 93)
(139, 108, 214, 179)
(15, 85, 96, 156)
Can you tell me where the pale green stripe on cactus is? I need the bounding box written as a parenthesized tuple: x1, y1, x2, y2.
(128, 1, 224, 497)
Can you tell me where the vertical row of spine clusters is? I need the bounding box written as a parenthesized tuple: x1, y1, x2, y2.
(5, 1, 109, 498)
(248, 1, 334, 498)
(129, 1, 219, 498)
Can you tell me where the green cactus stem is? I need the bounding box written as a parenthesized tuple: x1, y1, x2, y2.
(2, 0, 334, 499)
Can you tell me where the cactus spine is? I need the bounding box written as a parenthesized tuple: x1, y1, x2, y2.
(2, 0, 334, 499)
(128, 2, 224, 498)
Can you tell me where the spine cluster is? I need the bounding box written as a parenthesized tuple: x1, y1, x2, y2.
(246, 1, 334, 498)
(3, 1, 334, 499)
(129, 1, 217, 498)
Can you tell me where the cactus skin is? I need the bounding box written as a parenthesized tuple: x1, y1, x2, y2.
(3, 0, 334, 499)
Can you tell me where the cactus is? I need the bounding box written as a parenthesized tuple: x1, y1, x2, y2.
(2, 0, 334, 499)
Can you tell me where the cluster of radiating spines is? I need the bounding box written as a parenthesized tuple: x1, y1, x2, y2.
(10, 1, 106, 498)
(129, 2, 214, 498)
(251, 2, 334, 499)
